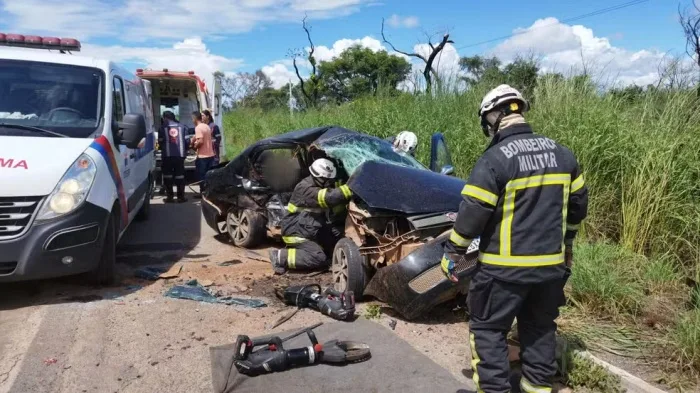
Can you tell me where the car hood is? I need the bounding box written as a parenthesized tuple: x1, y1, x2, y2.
(0, 136, 91, 197)
(347, 160, 466, 214)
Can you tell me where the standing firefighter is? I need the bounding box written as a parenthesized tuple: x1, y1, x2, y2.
(158, 111, 188, 203)
(269, 158, 352, 274)
(442, 84, 588, 393)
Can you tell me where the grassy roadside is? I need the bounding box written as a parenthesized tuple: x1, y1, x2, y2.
(560, 242, 699, 390)
(222, 77, 700, 388)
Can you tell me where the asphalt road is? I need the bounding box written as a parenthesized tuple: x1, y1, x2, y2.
(0, 192, 477, 393)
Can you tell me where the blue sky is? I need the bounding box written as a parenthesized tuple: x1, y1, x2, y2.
(0, 0, 693, 88)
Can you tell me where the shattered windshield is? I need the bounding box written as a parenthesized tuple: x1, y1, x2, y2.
(0, 59, 104, 138)
(317, 133, 427, 176)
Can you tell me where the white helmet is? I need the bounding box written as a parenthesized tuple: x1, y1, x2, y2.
(309, 158, 337, 179)
(394, 131, 418, 154)
(478, 84, 529, 117)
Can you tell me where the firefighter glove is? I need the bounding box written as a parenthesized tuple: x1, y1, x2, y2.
(441, 253, 459, 283)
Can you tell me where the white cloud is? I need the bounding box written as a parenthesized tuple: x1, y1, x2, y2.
(0, 0, 375, 41)
(386, 14, 420, 29)
(2, 0, 118, 40)
(414, 42, 462, 80)
(314, 36, 387, 62)
(260, 36, 395, 88)
(491, 17, 671, 86)
(262, 63, 298, 88)
(81, 37, 244, 81)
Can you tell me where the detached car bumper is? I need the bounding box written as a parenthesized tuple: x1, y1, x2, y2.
(201, 196, 223, 232)
(0, 201, 110, 282)
(364, 232, 479, 320)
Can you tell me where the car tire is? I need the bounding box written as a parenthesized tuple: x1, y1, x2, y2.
(136, 177, 152, 221)
(332, 237, 371, 300)
(226, 208, 266, 248)
(88, 212, 118, 286)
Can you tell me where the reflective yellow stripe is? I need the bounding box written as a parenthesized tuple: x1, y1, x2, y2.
(283, 236, 306, 244)
(470, 333, 485, 393)
(333, 204, 347, 214)
(317, 189, 328, 208)
(479, 252, 564, 267)
(501, 174, 572, 256)
(339, 184, 352, 199)
(462, 185, 498, 206)
(567, 223, 580, 231)
(508, 173, 571, 189)
(520, 378, 552, 393)
(288, 249, 297, 269)
(571, 174, 585, 193)
(287, 204, 326, 214)
(449, 229, 472, 247)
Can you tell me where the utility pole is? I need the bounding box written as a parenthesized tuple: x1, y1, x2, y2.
(288, 79, 293, 115)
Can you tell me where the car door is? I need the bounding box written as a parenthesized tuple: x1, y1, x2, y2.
(125, 78, 154, 208)
(111, 74, 137, 209)
(429, 132, 455, 176)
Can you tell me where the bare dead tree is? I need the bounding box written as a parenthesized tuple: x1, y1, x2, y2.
(679, 2, 700, 94)
(381, 18, 454, 93)
(289, 15, 321, 108)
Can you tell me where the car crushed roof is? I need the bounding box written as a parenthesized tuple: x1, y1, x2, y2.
(223, 125, 466, 214)
(348, 160, 466, 214)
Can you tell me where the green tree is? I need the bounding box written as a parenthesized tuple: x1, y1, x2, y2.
(459, 55, 503, 87)
(241, 86, 288, 111)
(318, 45, 412, 103)
(502, 56, 540, 98)
(459, 54, 539, 97)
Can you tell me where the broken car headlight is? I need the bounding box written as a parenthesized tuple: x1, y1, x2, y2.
(37, 154, 97, 221)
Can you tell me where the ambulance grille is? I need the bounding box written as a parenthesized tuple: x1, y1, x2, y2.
(408, 253, 478, 294)
(0, 196, 44, 240)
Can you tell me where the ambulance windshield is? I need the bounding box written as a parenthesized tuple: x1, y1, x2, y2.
(0, 59, 104, 138)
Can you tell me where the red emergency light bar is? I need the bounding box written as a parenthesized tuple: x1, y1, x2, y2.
(0, 33, 81, 52)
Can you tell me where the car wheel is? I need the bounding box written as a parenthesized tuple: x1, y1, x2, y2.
(88, 212, 118, 286)
(332, 237, 370, 299)
(136, 177, 152, 221)
(226, 208, 266, 248)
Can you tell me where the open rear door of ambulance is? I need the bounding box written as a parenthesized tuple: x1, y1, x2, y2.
(213, 76, 225, 161)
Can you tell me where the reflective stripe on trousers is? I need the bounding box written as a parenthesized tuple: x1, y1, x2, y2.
(520, 378, 552, 393)
(287, 248, 296, 269)
(470, 332, 485, 393)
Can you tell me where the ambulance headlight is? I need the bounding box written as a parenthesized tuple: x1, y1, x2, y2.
(37, 154, 97, 221)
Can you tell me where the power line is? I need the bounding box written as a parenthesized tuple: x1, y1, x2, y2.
(456, 0, 649, 50)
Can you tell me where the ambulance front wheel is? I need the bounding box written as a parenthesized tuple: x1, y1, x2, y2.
(88, 210, 118, 286)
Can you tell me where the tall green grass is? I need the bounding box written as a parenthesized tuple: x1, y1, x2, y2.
(223, 78, 700, 280)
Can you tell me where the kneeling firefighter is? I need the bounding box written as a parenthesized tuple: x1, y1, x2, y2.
(441, 84, 589, 393)
(269, 158, 352, 274)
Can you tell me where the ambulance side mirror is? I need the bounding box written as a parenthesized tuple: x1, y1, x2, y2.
(118, 114, 148, 149)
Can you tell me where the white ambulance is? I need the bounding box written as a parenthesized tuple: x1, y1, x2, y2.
(135, 68, 225, 174)
(0, 34, 154, 284)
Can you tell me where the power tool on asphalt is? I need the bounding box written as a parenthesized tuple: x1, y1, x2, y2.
(233, 323, 371, 377)
(281, 284, 355, 321)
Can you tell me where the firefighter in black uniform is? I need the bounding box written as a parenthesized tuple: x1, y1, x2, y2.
(442, 84, 589, 393)
(268, 158, 352, 274)
(158, 111, 189, 203)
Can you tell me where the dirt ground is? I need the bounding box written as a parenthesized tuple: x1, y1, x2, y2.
(0, 192, 477, 393)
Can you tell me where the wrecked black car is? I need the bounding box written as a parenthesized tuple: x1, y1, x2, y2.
(201, 126, 480, 320)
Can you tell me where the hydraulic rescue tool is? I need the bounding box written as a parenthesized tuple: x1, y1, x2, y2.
(281, 284, 355, 321)
(233, 324, 371, 377)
